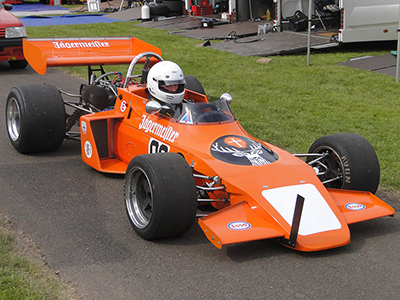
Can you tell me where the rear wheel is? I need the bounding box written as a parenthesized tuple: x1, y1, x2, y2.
(6, 84, 66, 153)
(9, 60, 28, 69)
(185, 75, 205, 95)
(125, 153, 197, 240)
(307, 133, 380, 193)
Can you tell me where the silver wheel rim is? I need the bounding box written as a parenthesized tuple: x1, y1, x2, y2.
(125, 166, 153, 229)
(313, 145, 345, 189)
(7, 97, 21, 142)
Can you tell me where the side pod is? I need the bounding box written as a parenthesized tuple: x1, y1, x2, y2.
(80, 110, 127, 174)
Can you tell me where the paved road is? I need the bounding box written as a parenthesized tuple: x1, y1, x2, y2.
(1, 62, 400, 299)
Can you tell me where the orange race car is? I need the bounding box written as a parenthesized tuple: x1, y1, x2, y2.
(6, 37, 395, 252)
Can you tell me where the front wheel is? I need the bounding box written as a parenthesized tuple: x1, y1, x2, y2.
(124, 153, 197, 240)
(6, 84, 66, 153)
(307, 133, 380, 193)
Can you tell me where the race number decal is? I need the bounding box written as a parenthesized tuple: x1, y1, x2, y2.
(148, 138, 170, 154)
(120, 100, 127, 112)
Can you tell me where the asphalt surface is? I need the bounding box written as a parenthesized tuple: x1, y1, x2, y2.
(1, 62, 400, 299)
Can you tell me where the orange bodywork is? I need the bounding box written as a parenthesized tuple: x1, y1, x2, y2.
(23, 37, 395, 252)
(80, 85, 394, 251)
(23, 37, 161, 75)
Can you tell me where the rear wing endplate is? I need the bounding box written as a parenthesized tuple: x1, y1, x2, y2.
(23, 36, 162, 75)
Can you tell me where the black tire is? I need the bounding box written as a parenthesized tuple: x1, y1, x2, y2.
(185, 75, 205, 95)
(9, 60, 28, 69)
(6, 84, 66, 154)
(162, 0, 183, 14)
(125, 153, 197, 240)
(148, 3, 169, 16)
(307, 133, 380, 193)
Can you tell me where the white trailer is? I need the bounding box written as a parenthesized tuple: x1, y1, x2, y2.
(273, 0, 400, 43)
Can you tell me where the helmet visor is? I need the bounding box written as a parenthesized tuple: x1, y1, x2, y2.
(158, 79, 185, 94)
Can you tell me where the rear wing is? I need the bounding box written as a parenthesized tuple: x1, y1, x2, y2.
(23, 36, 162, 75)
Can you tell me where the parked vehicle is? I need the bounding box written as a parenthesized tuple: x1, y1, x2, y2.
(0, 2, 27, 69)
(1, 0, 23, 4)
(273, 0, 400, 43)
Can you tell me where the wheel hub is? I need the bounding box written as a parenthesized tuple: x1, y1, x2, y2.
(7, 97, 21, 142)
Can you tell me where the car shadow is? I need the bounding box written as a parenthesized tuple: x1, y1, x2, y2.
(24, 138, 82, 158)
(224, 218, 400, 263)
(293, 216, 400, 260)
(153, 213, 400, 263)
(127, 199, 399, 262)
(0, 61, 36, 75)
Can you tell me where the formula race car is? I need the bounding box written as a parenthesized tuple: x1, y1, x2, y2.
(6, 37, 395, 251)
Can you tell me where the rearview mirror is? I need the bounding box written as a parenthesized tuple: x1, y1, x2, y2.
(220, 93, 232, 104)
(145, 101, 162, 114)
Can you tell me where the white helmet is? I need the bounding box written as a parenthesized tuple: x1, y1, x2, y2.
(147, 61, 186, 104)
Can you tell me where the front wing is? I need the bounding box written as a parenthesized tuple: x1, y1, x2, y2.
(199, 187, 394, 251)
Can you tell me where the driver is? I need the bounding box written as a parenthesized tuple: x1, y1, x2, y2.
(146, 61, 186, 116)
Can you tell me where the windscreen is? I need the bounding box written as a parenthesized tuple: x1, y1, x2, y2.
(170, 99, 235, 125)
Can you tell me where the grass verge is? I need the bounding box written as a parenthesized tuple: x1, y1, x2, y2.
(0, 217, 71, 299)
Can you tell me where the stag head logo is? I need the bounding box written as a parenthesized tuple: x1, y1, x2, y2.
(211, 136, 273, 166)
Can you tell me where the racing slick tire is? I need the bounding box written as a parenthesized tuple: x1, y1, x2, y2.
(6, 84, 66, 154)
(307, 133, 380, 193)
(125, 153, 197, 240)
(185, 75, 205, 95)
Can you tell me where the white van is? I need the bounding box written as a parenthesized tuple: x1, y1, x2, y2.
(273, 0, 400, 43)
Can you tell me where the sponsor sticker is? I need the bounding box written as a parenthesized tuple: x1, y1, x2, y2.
(139, 114, 180, 143)
(227, 221, 251, 230)
(84, 141, 93, 158)
(345, 203, 366, 211)
(52, 40, 110, 49)
(81, 121, 87, 135)
(179, 110, 193, 124)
